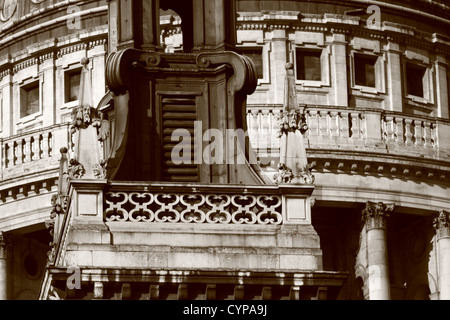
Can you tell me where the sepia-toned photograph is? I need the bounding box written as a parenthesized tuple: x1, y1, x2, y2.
(0, 0, 449, 304)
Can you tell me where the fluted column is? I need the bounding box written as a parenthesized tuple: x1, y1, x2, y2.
(433, 210, 450, 300)
(0, 232, 11, 300)
(362, 201, 394, 300)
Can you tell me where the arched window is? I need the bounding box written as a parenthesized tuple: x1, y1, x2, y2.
(160, 1, 193, 53)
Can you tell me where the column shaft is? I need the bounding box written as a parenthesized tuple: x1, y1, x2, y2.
(362, 201, 394, 300)
(438, 238, 450, 299)
(0, 232, 10, 300)
(434, 210, 450, 300)
(367, 228, 390, 300)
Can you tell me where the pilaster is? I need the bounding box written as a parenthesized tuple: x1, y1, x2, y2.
(435, 56, 449, 119)
(331, 32, 348, 107)
(386, 41, 403, 112)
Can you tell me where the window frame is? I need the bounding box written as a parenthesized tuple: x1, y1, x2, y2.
(350, 50, 386, 94)
(402, 58, 434, 106)
(237, 43, 270, 85)
(293, 44, 330, 88)
(18, 78, 42, 122)
(64, 67, 82, 104)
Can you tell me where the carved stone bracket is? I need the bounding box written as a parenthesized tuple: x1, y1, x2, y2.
(196, 51, 258, 96)
(361, 201, 395, 231)
(273, 163, 294, 184)
(93, 160, 107, 179)
(433, 210, 450, 239)
(68, 159, 85, 179)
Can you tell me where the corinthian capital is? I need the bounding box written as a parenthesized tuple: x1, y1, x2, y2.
(433, 210, 450, 239)
(361, 201, 395, 231)
(0, 232, 11, 260)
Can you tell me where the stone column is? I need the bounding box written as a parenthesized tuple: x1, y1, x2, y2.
(362, 201, 394, 300)
(0, 232, 11, 300)
(433, 210, 450, 300)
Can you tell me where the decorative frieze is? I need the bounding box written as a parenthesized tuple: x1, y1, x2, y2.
(433, 210, 450, 239)
(56, 43, 87, 58)
(361, 201, 394, 230)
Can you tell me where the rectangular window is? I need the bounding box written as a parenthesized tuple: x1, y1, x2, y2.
(296, 49, 322, 81)
(20, 82, 39, 118)
(354, 54, 377, 88)
(241, 48, 263, 80)
(406, 63, 426, 98)
(65, 69, 81, 103)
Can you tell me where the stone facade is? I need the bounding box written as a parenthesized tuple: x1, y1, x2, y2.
(0, 0, 448, 300)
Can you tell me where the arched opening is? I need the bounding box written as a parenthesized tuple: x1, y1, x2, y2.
(160, 0, 193, 52)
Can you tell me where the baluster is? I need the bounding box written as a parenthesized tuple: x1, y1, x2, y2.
(423, 121, 432, 148)
(350, 112, 360, 138)
(32, 134, 40, 160)
(24, 136, 32, 162)
(307, 110, 318, 136)
(48, 132, 54, 156)
(3, 142, 9, 169)
(329, 111, 338, 137)
(253, 110, 261, 151)
(339, 112, 349, 138)
(360, 113, 366, 138)
(260, 110, 270, 156)
(384, 116, 395, 143)
(14, 141, 21, 165)
(430, 122, 436, 148)
(247, 110, 256, 150)
(271, 109, 281, 157)
(42, 132, 49, 158)
(394, 117, 403, 145)
(404, 118, 414, 146)
(318, 111, 328, 137)
(414, 120, 423, 147)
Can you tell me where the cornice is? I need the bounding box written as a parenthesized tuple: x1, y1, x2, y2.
(236, 14, 450, 55)
(0, 35, 107, 81)
(308, 154, 450, 187)
(0, 177, 57, 205)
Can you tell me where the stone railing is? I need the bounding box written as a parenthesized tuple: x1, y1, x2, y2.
(105, 191, 282, 225)
(381, 113, 437, 157)
(0, 123, 71, 181)
(101, 182, 314, 226)
(246, 105, 450, 161)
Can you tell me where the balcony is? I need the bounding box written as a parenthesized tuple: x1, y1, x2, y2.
(0, 123, 71, 231)
(247, 105, 450, 182)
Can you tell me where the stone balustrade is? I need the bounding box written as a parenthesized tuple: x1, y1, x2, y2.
(247, 105, 450, 161)
(0, 124, 71, 181)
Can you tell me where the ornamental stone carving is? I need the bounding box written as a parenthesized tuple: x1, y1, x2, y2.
(361, 201, 395, 231)
(68, 159, 85, 179)
(273, 163, 294, 184)
(274, 63, 314, 185)
(93, 160, 107, 179)
(0, 0, 17, 22)
(433, 210, 450, 239)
